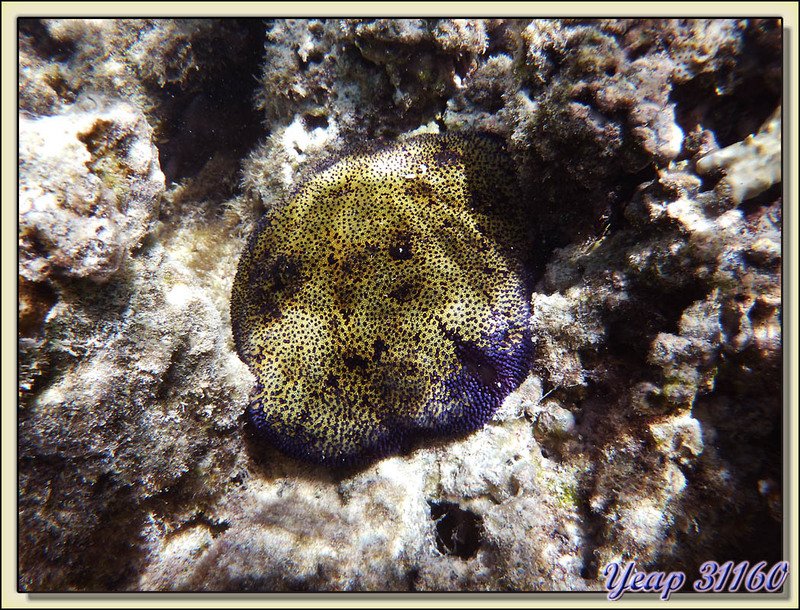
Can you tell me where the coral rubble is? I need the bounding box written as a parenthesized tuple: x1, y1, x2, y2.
(17, 17, 783, 592)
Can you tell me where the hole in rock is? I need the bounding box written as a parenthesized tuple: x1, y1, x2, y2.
(428, 501, 484, 559)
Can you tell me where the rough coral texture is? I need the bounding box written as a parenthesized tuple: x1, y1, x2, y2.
(696, 105, 782, 204)
(17, 17, 783, 593)
(19, 98, 164, 283)
(255, 19, 490, 138)
(18, 18, 265, 184)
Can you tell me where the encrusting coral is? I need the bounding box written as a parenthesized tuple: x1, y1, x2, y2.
(696, 105, 782, 204)
(17, 17, 783, 593)
(19, 97, 163, 283)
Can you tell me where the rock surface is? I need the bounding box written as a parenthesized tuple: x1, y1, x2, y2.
(17, 17, 784, 592)
(19, 99, 163, 283)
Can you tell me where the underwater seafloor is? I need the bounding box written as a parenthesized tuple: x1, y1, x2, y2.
(18, 18, 784, 592)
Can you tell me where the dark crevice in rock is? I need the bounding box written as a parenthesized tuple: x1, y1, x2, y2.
(19, 18, 77, 61)
(429, 501, 484, 559)
(154, 19, 268, 184)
